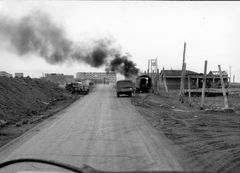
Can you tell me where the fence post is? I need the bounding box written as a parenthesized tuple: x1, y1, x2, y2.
(188, 75, 191, 106)
(180, 63, 186, 103)
(200, 60, 208, 109)
(218, 65, 229, 109)
(157, 69, 160, 94)
(163, 67, 168, 93)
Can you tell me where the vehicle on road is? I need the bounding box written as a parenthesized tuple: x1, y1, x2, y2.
(135, 75, 152, 93)
(65, 82, 89, 95)
(116, 80, 133, 97)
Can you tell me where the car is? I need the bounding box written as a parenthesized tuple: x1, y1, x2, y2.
(116, 80, 133, 97)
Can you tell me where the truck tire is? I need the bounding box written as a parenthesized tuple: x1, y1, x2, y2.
(129, 93, 132, 97)
(117, 93, 120, 97)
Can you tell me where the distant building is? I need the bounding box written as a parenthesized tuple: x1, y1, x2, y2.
(15, 73, 24, 78)
(43, 73, 74, 85)
(76, 72, 116, 83)
(0, 71, 12, 78)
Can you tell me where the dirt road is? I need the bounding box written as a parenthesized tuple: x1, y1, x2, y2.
(0, 85, 182, 172)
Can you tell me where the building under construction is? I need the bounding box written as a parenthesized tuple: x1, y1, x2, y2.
(159, 69, 229, 90)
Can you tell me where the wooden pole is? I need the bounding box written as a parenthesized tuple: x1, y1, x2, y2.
(157, 69, 160, 94)
(219, 65, 229, 109)
(148, 59, 150, 74)
(163, 67, 168, 93)
(196, 77, 199, 89)
(180, 63, 186, 103)
(200, 60, 208, 109)
(229, 66, 231, 84)
(182, 42, 186, 66)
(180, 42, 187, 95)
(188, 75, 191, 106)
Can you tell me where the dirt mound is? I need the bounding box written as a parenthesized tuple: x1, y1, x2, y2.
(0, 76, 72, 123)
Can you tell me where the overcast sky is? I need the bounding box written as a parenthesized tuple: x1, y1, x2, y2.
(0, 1, 240, 81)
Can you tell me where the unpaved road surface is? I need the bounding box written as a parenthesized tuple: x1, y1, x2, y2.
(0, 85, 182, 172)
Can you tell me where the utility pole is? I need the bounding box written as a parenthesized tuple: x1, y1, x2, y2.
(229, 66, 232, 84)
(180, 63, 186, 103)
(179, 42, 186, 102)
(182, 42, 186, 65)
(147, 59, 149, 75)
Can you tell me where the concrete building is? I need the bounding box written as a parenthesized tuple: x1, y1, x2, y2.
(0, 71, 12, 78)
(15, 73, 24, 78)
(76, 72, 116, 83)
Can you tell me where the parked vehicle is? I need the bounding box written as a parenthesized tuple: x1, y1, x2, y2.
(135, 75, 152, 93)
(116, 80, 133, 97)
(65, 82, 89, 95)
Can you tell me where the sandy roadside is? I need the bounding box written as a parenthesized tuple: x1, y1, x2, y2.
(132, 92, 240, 172)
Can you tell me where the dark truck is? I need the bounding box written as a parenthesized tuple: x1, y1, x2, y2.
(116, 80, 133, 97)
(135, 75, 152, 93)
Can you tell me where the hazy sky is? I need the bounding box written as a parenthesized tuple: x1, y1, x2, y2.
(0, 1, 240, 81)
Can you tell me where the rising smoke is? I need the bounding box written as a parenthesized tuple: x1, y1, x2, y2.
(0, 11, 138, 77)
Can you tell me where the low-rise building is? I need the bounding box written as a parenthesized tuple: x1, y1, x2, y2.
(15, 73, 24, 78)
(0, 71, 12, 78)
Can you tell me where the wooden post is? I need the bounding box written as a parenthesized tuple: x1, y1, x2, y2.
(148, 59, 150, 74)
(200, 60, 208, 109)
(196, 77, 199, 89)
(163, 67, 168, 93)
(157, 69, 160, 94)
(180, 43, 187, 94)
(219, 65, 229, 109)
(180, 63, 186, 103)
(188, 75, 191, 106)
(229, 66, 231, 84)
(182, 42, 186, 66)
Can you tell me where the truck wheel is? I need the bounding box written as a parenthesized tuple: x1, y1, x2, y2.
(117, 93, 120, 97)
(129, 93, 132, 97)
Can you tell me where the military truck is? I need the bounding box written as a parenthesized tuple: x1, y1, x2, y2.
(116, 80, 133, 97)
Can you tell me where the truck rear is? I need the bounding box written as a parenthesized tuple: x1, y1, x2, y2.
(116, 80, 133, 97)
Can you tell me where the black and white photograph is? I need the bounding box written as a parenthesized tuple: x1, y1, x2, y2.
(0, 1, 240, 172)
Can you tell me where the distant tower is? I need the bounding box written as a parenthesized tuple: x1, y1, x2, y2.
(148, 58, 158, 73)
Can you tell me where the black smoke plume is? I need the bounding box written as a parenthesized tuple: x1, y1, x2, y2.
(108, 54, 139, 77)
(0, 11, 139, 77)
